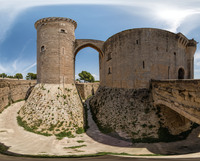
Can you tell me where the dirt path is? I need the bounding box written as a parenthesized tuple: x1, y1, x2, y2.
(0, 101, 200, 158)
(0, 101, 151, 156)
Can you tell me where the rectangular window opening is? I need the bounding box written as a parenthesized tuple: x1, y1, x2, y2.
(61, 29, 65, 33)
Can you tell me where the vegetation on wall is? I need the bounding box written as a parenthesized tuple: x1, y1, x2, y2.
(89, 86, 198, 143)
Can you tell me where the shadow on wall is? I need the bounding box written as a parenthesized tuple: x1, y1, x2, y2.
(87, 84, 200, 155)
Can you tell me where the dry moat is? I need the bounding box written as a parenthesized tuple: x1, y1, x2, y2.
(0, 17, 200, 157)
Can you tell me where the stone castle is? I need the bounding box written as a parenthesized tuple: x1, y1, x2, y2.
(34, 17, 196, 88)
(1, 17, 200, 142)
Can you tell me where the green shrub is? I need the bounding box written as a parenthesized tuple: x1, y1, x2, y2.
(76, 127, 85, 134)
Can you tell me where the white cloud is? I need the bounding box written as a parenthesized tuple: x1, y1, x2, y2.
(1, 0, 200, 42)
(12, 59, 18, 71)
(0, 64, 6, 73)
(92, 74, 99, 80)
(22, 62, 37, 73)
(1, 0, 200, 78)
(154, 8, 200, 32)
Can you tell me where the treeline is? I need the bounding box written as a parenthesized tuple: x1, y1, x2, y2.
(0, 73, 37, 80)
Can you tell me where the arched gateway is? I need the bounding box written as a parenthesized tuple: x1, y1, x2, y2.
(74, 39, 104, 81)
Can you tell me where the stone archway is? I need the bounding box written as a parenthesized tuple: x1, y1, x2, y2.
(74, 39, 104, 82)
(74, 39, 104, 58)
(178, 68, 185, 79)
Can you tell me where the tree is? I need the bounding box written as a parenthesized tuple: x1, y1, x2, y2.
(78, 71, 95, 82)
(14, 73, 23, 80)
(0, 73, 7, 78)
(7, 75, 14, 79)
(26, 73, 37, 80)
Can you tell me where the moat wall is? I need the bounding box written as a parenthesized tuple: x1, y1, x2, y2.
(0, 79, 36, 112)
(89, 86, 196, 142)
(19, 84, 84, 136)
(75, 83, 100, 100)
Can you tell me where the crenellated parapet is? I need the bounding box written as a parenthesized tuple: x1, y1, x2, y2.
(176, 32, 189, 47)
(34, 17, 77, 30)
(187, 39, 197, 56)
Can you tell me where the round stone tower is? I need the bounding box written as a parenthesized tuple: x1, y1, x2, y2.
(18, 18, 84, 136)
(35, 17, 77, 84)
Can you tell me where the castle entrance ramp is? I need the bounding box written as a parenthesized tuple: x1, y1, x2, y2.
(151, 79, 200, 124)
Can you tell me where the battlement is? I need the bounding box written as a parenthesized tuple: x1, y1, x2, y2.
(176, 32, 189, 47)
(34, 17, 77, 29)
(187, 39, 197, 47)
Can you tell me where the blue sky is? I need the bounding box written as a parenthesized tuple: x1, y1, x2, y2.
(0, 0, 200, 80)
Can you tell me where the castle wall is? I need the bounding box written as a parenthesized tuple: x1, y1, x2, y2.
(101, 28, 196, 89)
(35, 17, 77, 84)
(152, 79, 200, 124)
(89, 86, 194, 142)
(75, 83, 100, 100)
(0, 79, 36, 112)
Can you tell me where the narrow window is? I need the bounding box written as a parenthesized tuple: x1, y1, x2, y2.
(108, 67, 111, 74)
(174, 52, 176, 56)
(41, 46, 45, 52)
(156, 47, 159, 51)
(143, 61, 145, 69)
(136, 40, 139, 44)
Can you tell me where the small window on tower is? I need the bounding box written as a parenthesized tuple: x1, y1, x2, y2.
(41, 46, 45, 52)
(108, 67, 111, 74)
(61, 29, 65, 33)
(107, 52, 112, 61)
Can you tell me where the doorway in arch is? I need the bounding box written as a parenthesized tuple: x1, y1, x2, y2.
(178, 68, 185, 79)
(75, 47, 100, 83)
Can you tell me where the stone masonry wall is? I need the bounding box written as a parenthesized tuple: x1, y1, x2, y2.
(101, 28, 196, 89)
(76, 83, 100, 100)
(19, 83, 84, 136)
(89, 86, 195, 142)
(151, 79, 200, 124)
(0, 79, 36, 112)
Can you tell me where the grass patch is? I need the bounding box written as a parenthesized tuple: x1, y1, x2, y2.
(55, 131, 75, 140)
(3, 103, 11, 110)
(0, 143, 9, 153)
(77, 140, 85, 143)
(64, 145, 87, 149)
(76, 127, 84, 134)
(14, 99, 24, 103)
(17, 116, 51, 137)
